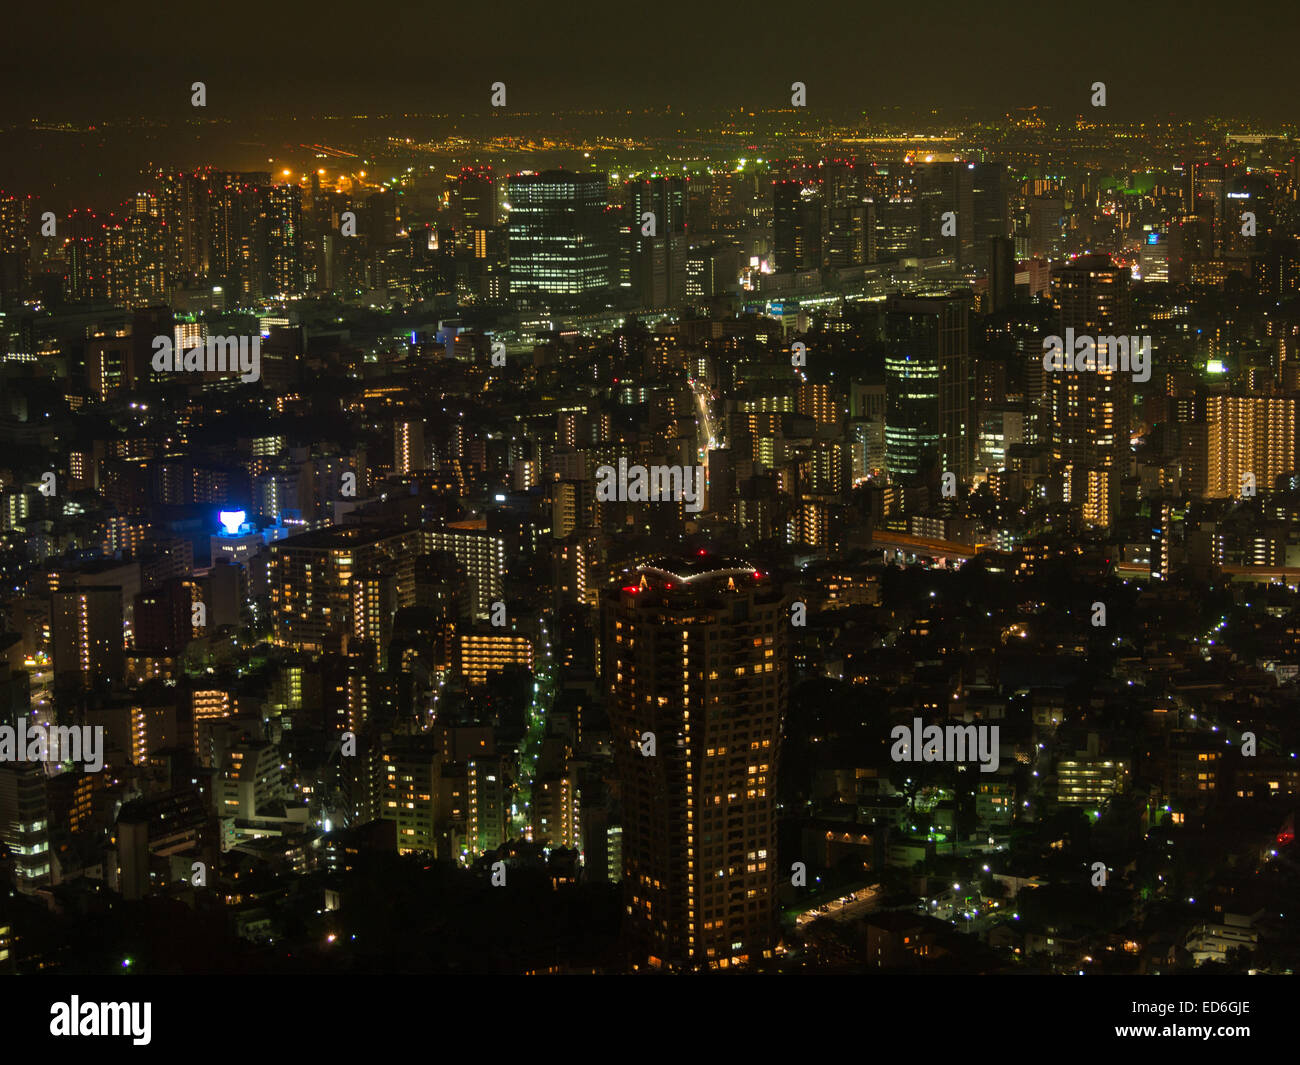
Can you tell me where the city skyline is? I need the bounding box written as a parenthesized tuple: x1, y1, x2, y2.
(0, 4, 1298, 1009)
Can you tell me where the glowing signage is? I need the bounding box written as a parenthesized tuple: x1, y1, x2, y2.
(219, 510, 247, 535)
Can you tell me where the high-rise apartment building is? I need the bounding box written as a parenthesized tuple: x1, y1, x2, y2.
(269, 526, 417, 651)
(1206, 394, 1298, 498)
(51, 585, 124, 687)
(0, 192, 32, 310)
(456, 628, 534, 686)
(394, 419, 426, 474)
(603, 558, 788, 970)
(264, 183, 304, 296)
(419, 523, 506, 620)
(383, 735, 439, 855)
(156, 169, 207, 287)
(207, 171, 271, 304)
(352, 569, 398, 670)
(1048, 253, 1133, 527)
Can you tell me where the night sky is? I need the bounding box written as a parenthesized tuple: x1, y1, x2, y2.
(5, 0, 1299, 120)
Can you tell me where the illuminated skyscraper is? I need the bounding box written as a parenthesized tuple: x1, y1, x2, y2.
(915, 160, 973, 262)
(63, 208, 108, 302)
(263, 184, 304, 295)
(603, 559, 788, 971)
(506, 170, 615, 304)
(1205, 394, 1298, 498)
(1192, 160, 1228, 246)
(825, 204, 872, 267)
(102, 192, 166, 306)
(156, 169, 207, 287)
(884, 294, 971, 483)
(1140, 229, 1169, 283)
(624, 176, 688, 308)
(0, 192, 32, 309)
(1048, 253, 1133, 526)
(1259, 237, 1300, 304)
(772, 178, 823, 272)
(207, 172, 270, 304)
(872, 171, 925, 259)
(453, 166, 496, 233)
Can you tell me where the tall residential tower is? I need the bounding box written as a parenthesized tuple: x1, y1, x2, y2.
(603, 557, 788, 971)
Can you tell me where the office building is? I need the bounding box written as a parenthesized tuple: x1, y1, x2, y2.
(625, 176, 688, 308)
(506, 170, 615, 303)
(0, 765, 50, 891)
(772, 179, 822, 273)
(884, 294, 971, 483)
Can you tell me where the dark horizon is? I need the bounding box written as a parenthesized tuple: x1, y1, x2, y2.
(7, 0, 1300, 121)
